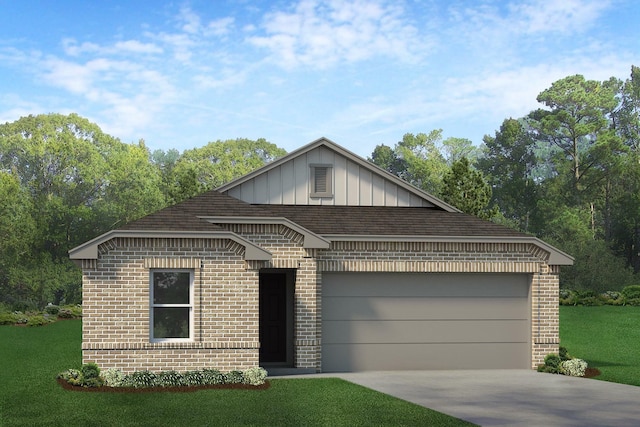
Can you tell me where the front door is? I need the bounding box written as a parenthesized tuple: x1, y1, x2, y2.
(259, 270, 293, 365)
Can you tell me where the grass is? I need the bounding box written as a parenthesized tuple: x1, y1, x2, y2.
(560, 305, 640, 387)
(0, 320, 473, 426)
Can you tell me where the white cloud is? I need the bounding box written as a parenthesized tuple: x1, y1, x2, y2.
(509, 0, 612, 34)
(248, 0, 427, 69)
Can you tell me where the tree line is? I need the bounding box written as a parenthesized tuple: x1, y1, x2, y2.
(1, 66, 638, 309)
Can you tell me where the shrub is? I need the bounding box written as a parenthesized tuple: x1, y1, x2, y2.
(201, 369, 225, 385)
(183, 370, 204, 386)
(0, 312, 19, 325)
(621, 285, 640, 301)
(543, 354, 561, 374)
(561, 359, 588, 377)
(243, 367, 268, 386)
(599, 291, 624, 305)
(102, 369, 125, 387)
(57, 305, 82, 319)
(225, 370, 244, 384)
(26, 315, 54, 327)
(157, 370, 186, 387)
(122, 370, 158, 388)
(44, 304, 60, 315)
(81, 363, 101, 379)
(58, 369, 83, 386)
(559, 346, 571, 361)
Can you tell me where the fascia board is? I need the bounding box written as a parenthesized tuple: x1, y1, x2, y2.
(323, 234, 574, 266)
(200, 216, 331, 249)
(69, 230, 272, 261)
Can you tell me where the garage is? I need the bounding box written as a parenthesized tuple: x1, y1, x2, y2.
(321, 272, 531, 372)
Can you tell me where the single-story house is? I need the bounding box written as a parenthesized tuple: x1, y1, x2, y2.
(70, 138, 572, 373)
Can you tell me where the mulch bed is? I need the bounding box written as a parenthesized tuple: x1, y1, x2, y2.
(57, 378, 270, 393)
(583, 367, 601, 378)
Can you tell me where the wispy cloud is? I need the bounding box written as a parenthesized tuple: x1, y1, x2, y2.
(248, 0, 428, 69)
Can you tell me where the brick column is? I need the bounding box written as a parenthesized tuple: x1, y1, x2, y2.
(531, 264, 560, 368)
(294, 256, 321, 370)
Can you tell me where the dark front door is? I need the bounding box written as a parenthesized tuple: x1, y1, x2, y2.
(259, 272, 288, 364)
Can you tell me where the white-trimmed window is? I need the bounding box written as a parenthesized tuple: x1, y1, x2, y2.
(310, 164, 333, 198)
(150, 270, 193, 341)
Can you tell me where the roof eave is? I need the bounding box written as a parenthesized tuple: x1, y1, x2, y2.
(199, 216, 331, 249)
(322, 234, 574, 266)
(69, 230, 272, 261)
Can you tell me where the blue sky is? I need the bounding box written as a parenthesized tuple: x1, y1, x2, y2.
(0, 0, 638, 157)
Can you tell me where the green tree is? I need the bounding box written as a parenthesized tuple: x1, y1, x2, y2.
(528, 74, 619, 196)
(369, 144, 407, 179)
(442, 157, 497, 220)
(168, 138, 286, 203)
(0, 113, 165, 306)
(477, 118, 539, 232)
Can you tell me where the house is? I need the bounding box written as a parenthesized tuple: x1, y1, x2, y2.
(69, 138, 572, 373)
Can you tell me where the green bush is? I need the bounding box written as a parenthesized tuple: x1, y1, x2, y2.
(559, 346, 571, 361)
(44, 304, 60, 315)
(183, 370, 204, 386)
(26, 315, 55, 327)
(102, 369, 125, 387)
(225, 370, 244, 384)
(57, 305, 82, 319)
(0, 312, 19, 325)
(81, 363, 101, 379)
(57, 369, 83, 386)
(621, 285, 640, 301)
(543, 354, 561, 374)
(122, 370, 158, 388)
(201, 369, 225, 385)
(157, 370, 186, 387)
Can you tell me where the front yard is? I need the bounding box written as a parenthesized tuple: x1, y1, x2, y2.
(0, 320, 472, 426)
(560, 305, 640, 386)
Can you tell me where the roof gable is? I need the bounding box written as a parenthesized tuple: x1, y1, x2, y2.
(217, 137, 459, 212)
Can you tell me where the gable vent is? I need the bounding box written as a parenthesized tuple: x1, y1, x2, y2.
(311, 165, 332, 197)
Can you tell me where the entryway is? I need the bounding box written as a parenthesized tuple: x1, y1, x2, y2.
(259, 269, 295, 367)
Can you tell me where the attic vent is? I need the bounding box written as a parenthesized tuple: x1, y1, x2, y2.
(310, 165, 333, 198)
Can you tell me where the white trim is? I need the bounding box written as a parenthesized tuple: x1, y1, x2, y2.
(149, 269, 194, 343)
(68, 230, 272, 261)
(200, 216, 331, 249)
(322, 234, 574, 266)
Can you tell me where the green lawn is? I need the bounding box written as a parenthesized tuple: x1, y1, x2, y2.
(0, 320, 473, 426)
(560, 305, 640, 387)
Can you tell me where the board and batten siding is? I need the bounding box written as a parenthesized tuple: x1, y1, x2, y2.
(224, 146, 434, 207)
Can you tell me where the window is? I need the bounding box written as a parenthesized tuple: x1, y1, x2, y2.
(310, 165, 333, 198)
(150, 270, 193, 341)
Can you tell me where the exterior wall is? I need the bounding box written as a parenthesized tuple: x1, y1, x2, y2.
(224, 145, 433, 207)
(81, 231, 559, 372)
(82, 237, 259, 373)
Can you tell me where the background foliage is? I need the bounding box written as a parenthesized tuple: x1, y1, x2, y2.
(1, 66, 639, 308)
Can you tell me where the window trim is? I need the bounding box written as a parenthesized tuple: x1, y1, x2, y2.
(310, 164, 333, 198)
(149, 269, 194, 342)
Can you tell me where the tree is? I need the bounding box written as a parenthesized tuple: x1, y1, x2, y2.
(0, 113, 165, 306)
(442, 137, 479, 165)
(614, 65, 640, 151)
(369, 144, 407, 179)
(477, 118, 539, 232)
(168, 138, 286, 203)
(442, 157, 497, 220)
(528, 74, 619, 195)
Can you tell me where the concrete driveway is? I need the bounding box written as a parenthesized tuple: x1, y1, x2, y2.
(331, 370, 640, 426)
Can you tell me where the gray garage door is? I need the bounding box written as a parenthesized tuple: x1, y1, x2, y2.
(322, 272, 530, 372)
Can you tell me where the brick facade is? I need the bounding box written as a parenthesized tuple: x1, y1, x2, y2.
(82, 226, 558, 372)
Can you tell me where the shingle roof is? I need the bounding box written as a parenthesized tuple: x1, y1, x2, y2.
(121, 190, 528, 238)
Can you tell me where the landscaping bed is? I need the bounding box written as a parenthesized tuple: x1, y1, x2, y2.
(56, 377, 270, 392)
